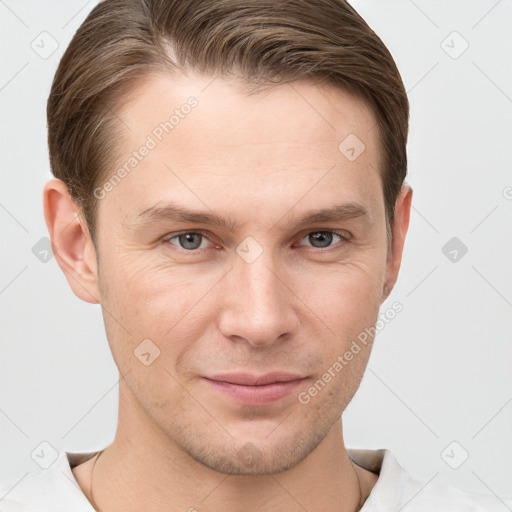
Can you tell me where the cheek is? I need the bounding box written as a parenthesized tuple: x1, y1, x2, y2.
(291, 257, 385, 387)
(101, 249, 190, 318)
(298, 258, 384, 330)
(98, 253, 223, 366)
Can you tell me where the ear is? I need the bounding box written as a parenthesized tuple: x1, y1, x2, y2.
(43, 178, 101, 304)
(381, 183, 413, 302)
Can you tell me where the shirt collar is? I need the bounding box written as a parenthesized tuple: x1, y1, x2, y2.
(347, 448, 405, 511)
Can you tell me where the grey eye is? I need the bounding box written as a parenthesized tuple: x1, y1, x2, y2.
(301, 231, 343, 248)
(169, 232, 206, 250)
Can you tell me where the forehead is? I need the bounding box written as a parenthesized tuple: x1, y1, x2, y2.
(119, 72, 379, 150)
(98, 72, 384, 227)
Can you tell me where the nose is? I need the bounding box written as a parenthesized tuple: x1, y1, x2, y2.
(217, 249, 300, 347)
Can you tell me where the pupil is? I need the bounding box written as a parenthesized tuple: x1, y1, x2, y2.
(311, 231, 332, 248)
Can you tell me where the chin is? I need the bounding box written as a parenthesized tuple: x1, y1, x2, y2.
(191, 443, 305, 476)
(179, 423, 325, 476)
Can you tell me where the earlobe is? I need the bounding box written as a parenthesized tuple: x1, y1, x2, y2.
(381, 183, 413, 303)
(43, 178, 101, 304)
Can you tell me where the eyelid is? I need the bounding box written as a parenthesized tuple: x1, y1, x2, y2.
(164, 229, 211, 239)
(300, 229, 352, 240)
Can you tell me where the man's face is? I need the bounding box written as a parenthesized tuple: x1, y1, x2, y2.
(91, 73, 397, 474)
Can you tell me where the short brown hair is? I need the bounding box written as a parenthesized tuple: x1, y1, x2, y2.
(47, 0, 409, 249)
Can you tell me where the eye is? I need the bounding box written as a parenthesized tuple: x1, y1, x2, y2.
(299, 230, 350, 249)
(165, 231, 212, 251)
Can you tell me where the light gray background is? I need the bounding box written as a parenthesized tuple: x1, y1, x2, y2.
(1, 0, 511, 500)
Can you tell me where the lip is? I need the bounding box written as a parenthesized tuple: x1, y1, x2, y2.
(206, 372, 306, 386)
(202, 372, 308, 405)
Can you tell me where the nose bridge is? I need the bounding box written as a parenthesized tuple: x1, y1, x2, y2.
(241, 251, 281, 308)
(219, 240, 298, 346)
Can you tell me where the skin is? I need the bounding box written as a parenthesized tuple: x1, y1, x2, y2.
(44, 72, 412, 512)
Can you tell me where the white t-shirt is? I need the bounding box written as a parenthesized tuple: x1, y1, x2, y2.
(0, 448, 510, 511)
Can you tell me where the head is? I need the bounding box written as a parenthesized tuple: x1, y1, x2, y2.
(44, 0, 412, 475)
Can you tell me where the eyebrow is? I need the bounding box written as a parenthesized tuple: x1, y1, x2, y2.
(131, 201, 370, 232)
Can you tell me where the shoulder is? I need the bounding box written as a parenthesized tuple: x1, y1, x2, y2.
(348, 448, 512, 511)
(0, 451, 97, 512)
(396, 473, 512, 511)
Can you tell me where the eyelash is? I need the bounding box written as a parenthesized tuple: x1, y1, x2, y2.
(163, 230, 351, 253)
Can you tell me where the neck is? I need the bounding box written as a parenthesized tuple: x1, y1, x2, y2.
(76, 381, 376, 512)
